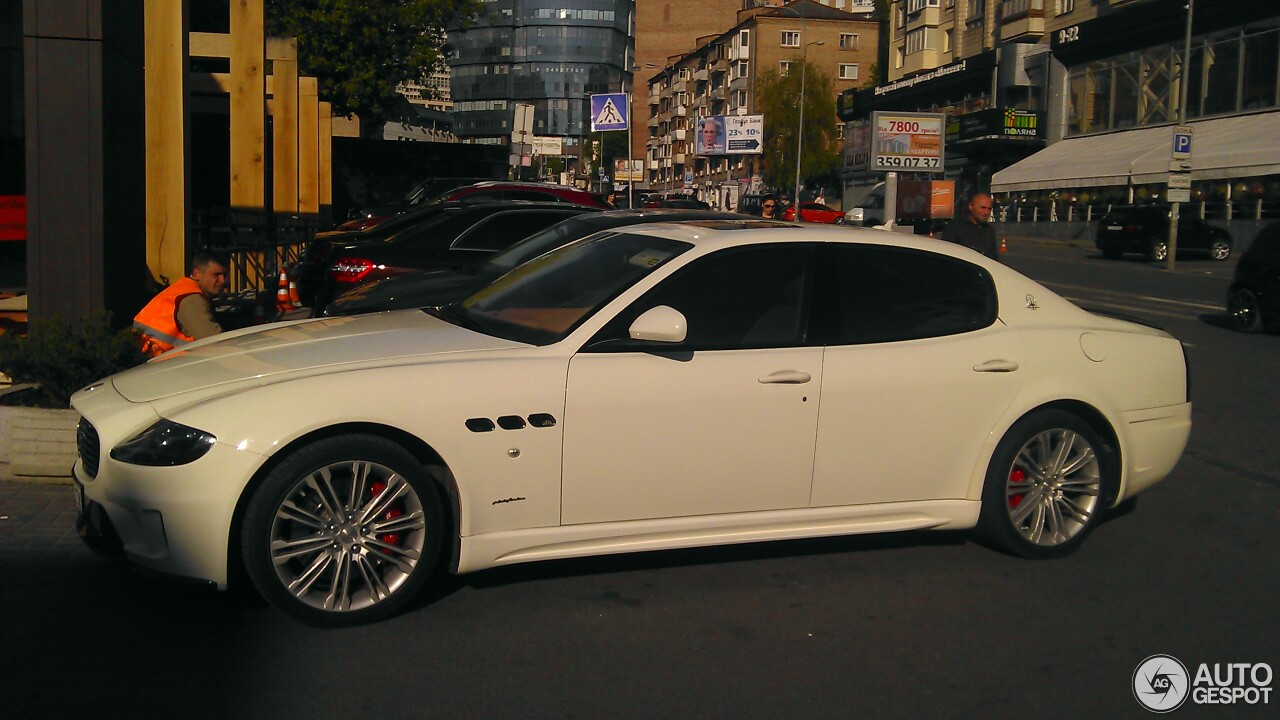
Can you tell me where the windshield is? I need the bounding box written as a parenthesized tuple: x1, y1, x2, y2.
(442, 232, 691, 345)
(486, 216, 601, 271)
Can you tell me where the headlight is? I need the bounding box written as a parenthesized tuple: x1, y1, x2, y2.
(109, 419, 217, 466)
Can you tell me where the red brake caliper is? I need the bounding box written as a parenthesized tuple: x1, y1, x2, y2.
(1008, 468, 1028, 508)
(369, 481, 403, 552)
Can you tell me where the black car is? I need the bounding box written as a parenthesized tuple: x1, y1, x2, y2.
(1226, 221, 1280, 333)
(323, 208, 758, 316)
(312, 201, 600, 309)
(1095, 205, 1233, 261)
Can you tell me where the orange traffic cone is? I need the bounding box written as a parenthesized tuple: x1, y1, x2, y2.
(275, 270, 292, 314)
(999, 237, 1008, 253)
(287, 270, 303, 308)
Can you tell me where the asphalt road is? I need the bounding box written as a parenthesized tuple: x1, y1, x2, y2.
(1, 238, 1276, 719)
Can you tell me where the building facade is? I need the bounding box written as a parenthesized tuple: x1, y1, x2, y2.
(645, 1, 878, 201)
(447, 0, 634, 162)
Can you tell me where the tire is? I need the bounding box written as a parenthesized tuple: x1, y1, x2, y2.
(1209, 238, 1232, 261)
(977, 410, 1115, 559)
(242, 435, 445, 626)
(1226, 287, 1263, 333)
(1147, 238, 1169, 262)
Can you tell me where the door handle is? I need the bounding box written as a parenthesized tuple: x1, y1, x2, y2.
(758, 370, 812, 384)
(973, 360, 1019, 373)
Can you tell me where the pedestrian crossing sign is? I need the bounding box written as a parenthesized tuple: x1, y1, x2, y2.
(590, 93, 629, 132)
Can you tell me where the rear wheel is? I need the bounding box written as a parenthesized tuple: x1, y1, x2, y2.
(977, 410, 1114, 558)
(1227, 287, 1263, 333)
(1147, 238, 1169, 262)
(242, 435, 444, 626)
(1209, 238, 1232, 261)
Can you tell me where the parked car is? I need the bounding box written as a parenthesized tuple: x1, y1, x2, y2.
(325, 208, 756, 316)
(320, 201, 599, 307)
(1095, 205, 1233, 261)
(343, 177, 497, 226)
(841, 183, 887, 226)
(656, 198, 711, 210)
(1225, 221, 1280, 333)
(782, 202, 844, 224)
(73, 223, 1190, 626)
(338, 181, 610, 231)
(296, 200, 598, 308)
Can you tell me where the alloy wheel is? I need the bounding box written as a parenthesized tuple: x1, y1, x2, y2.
(268, 460, 428, 613)
(1003, 428, 1102, 547)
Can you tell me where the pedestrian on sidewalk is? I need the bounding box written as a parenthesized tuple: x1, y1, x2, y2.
(133, 251, 229, 357)
(942, 192, 999, 261)
(760, 194, 778, 219)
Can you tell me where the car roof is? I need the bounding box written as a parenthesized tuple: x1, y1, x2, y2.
(579, 209, 754, 225)
(614, 221, 999, 259)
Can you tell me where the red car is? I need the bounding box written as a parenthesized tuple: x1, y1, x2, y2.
(782, 202, 844, 223)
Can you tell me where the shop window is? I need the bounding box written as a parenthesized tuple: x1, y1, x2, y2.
(1241, 25, 1279, 109)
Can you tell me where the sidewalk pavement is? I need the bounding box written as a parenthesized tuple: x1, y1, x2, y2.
(0, 480, 86, 561)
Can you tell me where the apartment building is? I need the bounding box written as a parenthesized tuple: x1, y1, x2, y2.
(841, 0, 1279, 219)
(633, 0, 875, 177)
(645, 1, 878, 199)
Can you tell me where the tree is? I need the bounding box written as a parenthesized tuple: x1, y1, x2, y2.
(265, 0, 483, 121)
(754, 60, 841, 196)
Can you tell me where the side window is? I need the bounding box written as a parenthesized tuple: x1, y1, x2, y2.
(590, 244, 815, 351)
(389, 212, 482, 248)
(454, 212, 580, 252)
(823, 245, 997, 344)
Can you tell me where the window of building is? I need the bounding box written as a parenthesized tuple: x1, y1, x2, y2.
(1057, 0, 1075, 14)
(839, 64, 859, 80)
(907, 0, 940, 13)
(740, 29, 750, 48)
(1001, 0, 1044, 21)
(779, 60, 794, 76)
(840, 33, 860, 50)
(967, 0, 985, 23)
(905, 28, 938, 54)
(781, 31, 800, 47)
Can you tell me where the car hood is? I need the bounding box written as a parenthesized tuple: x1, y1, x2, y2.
(326, 267, 501, 315)
(110, 310, 524, 403)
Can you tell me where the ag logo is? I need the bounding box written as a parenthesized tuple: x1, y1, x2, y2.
(1134, 654, 1190, 712)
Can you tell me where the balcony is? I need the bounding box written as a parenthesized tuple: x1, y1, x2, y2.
(711, 86, 726, 101)
(905, 7, 942, 32)
(675, 153, 686, 165)
(999, 0, 1045, 41)
(675, 128, 687, 141)
(694, 68, 709, 81)
(900, 46, 943, 76)
(711, 56, 729, 73)
(674, 105, 687, 116)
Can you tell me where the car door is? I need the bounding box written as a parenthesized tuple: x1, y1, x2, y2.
(561, 243, 822, 525)
(810, 244, 1025, 507)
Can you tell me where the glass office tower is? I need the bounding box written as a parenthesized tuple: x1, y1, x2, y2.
(448, 1, 634, 144)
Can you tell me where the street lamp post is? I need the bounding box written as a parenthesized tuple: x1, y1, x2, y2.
(794, 39, 822, 222)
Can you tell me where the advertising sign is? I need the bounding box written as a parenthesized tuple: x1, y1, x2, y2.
(695, 116, 726, 155)
(724, 115, 763, 154)
(869, 111, 945, 173)
(842, 119, 871, 173)
(613, 159, 644, 182)
(531, 136, 563, 156)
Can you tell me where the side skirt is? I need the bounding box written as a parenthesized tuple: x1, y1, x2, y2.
(454, 500, 981, 574)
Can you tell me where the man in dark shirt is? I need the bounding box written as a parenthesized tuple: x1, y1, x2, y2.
(942, 192, 999, 261)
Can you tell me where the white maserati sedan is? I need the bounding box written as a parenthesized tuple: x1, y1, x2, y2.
(72, 222, 1191, 626)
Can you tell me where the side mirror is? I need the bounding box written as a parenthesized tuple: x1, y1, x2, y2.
(628, 305, 687, 343)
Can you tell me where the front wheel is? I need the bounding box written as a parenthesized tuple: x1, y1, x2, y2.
(1209, 238, 1232, 261)
(242, 435, 445, 626)
(1227, 287, 1263, 333)
(977, 410, 1114, 559)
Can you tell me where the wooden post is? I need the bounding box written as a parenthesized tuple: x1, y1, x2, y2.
(144, 0, 190, 283)
(298, 77, 319, 215)
(318, 101, 333, 223)
(229, 0, 265, 210)
(268, 37, 298, 215)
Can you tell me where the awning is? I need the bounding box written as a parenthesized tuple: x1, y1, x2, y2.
(990, 111, 1280, 193)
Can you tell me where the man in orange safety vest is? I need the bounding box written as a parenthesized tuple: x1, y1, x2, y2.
(133, 251, 229, 357)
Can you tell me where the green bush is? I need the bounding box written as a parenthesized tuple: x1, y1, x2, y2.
(0, 312, 147, 408)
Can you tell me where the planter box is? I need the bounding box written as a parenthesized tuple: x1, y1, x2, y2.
(0, 404, 80, 483)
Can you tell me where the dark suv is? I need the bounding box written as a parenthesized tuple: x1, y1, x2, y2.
(1226, 221, 1280, 333)
(1095, 205, 1233, 262)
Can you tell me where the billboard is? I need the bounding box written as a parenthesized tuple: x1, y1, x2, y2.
(696, 115, 764, 156)
(613, 159, 644, 182)
(869, 111, 945, 173)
